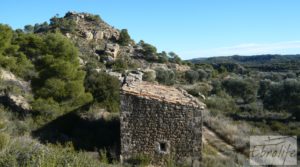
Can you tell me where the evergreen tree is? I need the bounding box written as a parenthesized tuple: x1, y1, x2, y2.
(118, 29, 131, 46)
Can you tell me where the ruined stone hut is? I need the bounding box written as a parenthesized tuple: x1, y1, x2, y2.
(120, 81, 205, 166)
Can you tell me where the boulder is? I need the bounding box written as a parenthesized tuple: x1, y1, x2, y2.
(83, 30, 93, 41)
(93, 31, 104, 41)
(0, 92, 31, 113)
(105, 43, 120, 59)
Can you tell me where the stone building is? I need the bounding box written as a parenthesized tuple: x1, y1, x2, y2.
(120, 81, 205, 166)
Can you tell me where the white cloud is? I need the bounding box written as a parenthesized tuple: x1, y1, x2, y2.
(181, 41, 300, 59)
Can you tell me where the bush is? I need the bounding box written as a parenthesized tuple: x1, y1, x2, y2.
(111, 58, 128, 73)
(157, 51, 169, 63)
(0, 24, 34, 79)
(85, 71, 120, 112)
(137, 40, 158, 61)
(197, 69, 208, 81)
(118, 29, 131, 46)
(98, 149, 109, 164)
(168, 52, 182, 64)
(211, 80, 222, 95)
(85, 14, 102, 23)
(0, 132, 10, 150)
(50, 16, 76, 33)
(205, 93, 239, 115)
(0, 137, 103, 167)
(142, 70, 156, 82)
(126, 154, 150, 166)
(263, 79, 300, 120)
(222, 78, 258, 103)
(183, 83, 212, 97)
(185, 70, 199, 84)
(155, 68, 176, 85)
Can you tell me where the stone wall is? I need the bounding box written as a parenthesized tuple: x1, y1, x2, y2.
(120, 93, 203, 166)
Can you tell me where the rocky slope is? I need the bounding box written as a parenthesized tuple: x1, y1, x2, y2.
(42, 11, 190, 72)
(0, 69, 32, 113)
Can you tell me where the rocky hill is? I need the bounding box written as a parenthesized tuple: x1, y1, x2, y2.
(0, 11, 193, 117)
(34, 11, 190, 72)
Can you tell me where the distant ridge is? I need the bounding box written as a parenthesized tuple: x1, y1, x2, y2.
(190, 54, 300, 64)
(189, 54, 300, 72)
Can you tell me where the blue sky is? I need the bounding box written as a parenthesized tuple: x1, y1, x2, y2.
(1, 0, 300, 59)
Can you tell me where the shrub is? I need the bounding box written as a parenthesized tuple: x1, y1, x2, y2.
(111, 58, 128, 73)
(263, 79, 300, 120)
(197, 69, 208, 81)
(0, 132, 10, 150)
(99, 149, 109, 164)
(85, 71, 120, 112)
(0, 137, 103, 167)
(126, 154, 150, 166)
(0, 24, 34, 79)
(168, 52, 182, 64)
(157, 51, 169, 63)
(211, 80, 222, 95)
(137, 40, 158, 61)
(50, 16, 76, 33)
(85, 14, 102, 22)
(155, 68, 176, 85)
(185, 70, 199, 84)
(118, 29, 131, 46)
(205, 93, 239, 115)
(142, 70, 156, 82)
(222, 78, 258, 103)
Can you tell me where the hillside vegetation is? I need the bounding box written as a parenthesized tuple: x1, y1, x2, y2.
(0, 11, 299, 166)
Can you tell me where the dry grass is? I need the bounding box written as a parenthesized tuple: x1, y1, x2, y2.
(203, 109, 262, 155)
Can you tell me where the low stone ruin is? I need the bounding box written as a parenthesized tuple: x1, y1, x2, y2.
(120, 81, 205, 166)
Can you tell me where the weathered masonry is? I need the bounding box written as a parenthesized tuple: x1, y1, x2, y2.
(120, 81, 205, 166)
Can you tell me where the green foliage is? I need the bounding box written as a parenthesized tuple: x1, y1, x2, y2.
(0, 132, 10, 150)
(142, 70, 156, 82)
(263, 79, 300, 119)
(126, 154, 150, 166)
(168, 52, 182, 64)
(111, 58, 128, 73)
(0, 138, 103, 167)
(155, 68, 176, 85)
(197, 69, 208, 81)
(85, 71, 120, 112)
(99, 149, 109, 164)
(31, 33, 92, 115)
(85, 14, 102, 22)
(258, 79, 272, 99)
(14, 33, 44, 60)
(184, 83, 211, 97)
(50, 15, 76, 33)
(157, 51, 169, 63)
(0, 24, 34, 79)
(205, 92, 239, 115)
(222, 78, 258, 103)
(211, 80, 222, 95)
(31, 98, 61, 118)
(0, 24, 13, 54)
(118, 29, 131, 46)
(24, 25, 34, 33)
(185, 70, 199, 84)
(138, 40, 158, 61)
(33, 22, 49, 33)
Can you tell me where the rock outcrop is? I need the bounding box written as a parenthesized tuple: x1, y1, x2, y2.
(105, 43, 120, 60)
(0, 69, 32, 113)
